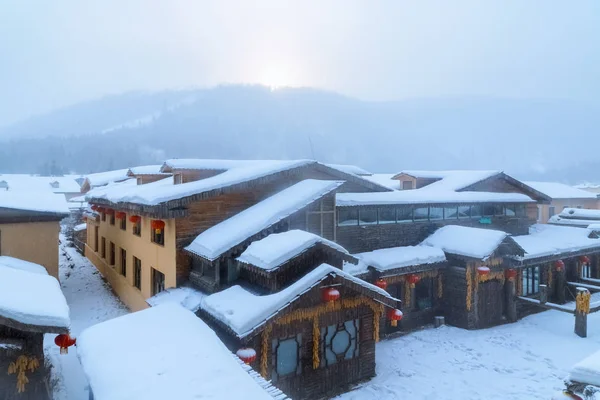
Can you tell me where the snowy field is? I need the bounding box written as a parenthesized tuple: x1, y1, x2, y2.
(45, 238, 129, 400)
(45, 239, 600, 400)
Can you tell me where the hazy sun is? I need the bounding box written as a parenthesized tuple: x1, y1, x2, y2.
(260, 65, 294, 91)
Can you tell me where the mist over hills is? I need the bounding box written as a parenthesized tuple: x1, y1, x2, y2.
(0, 85, 598, 184)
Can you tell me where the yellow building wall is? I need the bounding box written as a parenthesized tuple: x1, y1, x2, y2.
(537, 198, 600, 223)
(85, 213, 177, 311)
(0, 221, 61, 279)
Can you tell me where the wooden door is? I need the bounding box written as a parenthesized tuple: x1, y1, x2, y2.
(477, 280, 505, 328)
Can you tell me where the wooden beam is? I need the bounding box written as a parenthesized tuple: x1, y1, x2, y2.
(517, 296, 574, 313)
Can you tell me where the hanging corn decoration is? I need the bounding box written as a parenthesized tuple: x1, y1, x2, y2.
(466, 266, 473, 311)
(7, 355, 39, 393)
(576, 290, 591, 315)
(260, 325, 272, 378)
(312, 317, 320, 369)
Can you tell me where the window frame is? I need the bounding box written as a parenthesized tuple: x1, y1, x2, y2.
(94, 226, 99, 252)
(458, 205, 471, 219)
(397, 206, 413, 223)
(151, 267, 165, 296)
(413, 277, 434, 311)
(101, 237, 106, 258)
(413, 206, 429, 222)
(109, 242, 116, 266)
(338, 208, 359, 227)
(109, 213, 115, 226)
(271, 334, 302, 381)
(522, 266, 540, 296)
(320, 319, 360, 367)
(133, 257, 142, 290)
(132, 219, 142, 237)
(358, 208, 378, 226)
(151, 227, 165, 246)
(119, 217, 126, 231)
(378, 207, 396, 224)
(120, 248, 127, 277)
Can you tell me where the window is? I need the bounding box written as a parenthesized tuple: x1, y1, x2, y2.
(152, 268, 165, 295)
(471, 204, 483, 218)
(414, 278, 434, 310)
(536, 206, 541, 222)
(358, 209, 377, 225)
(515, 204, 526, 217)
(120, 217, 126, 231)
(444, 206, 458, 220)
(483, 204, 495, 217)
(523, 266, 540, 296)
(429, 206, 443, 221)
(338, 209, 358, 226)
(321, 320, 359, 367)
(271, 334, 302, 381)
(402, 181, 413, 190)
(101, 212, 106, 222)
(493, 204, 504, 216)
(397, 206, 413, 223)
(582, 263, 592, 279)
(458, 205, 470, 219)
(414, 206, 429, 221)
(109, 242, 115, 266)
(94, 226, 99, 252)
(152, 225, 165, 246)
(548, 206, 556, 218)
(101, 237, 106, 258)
(120, 248, 127, 276)
(110, 213, 115, 226)
(378, 208, 396, 224)
(133, 257, 142, 290)
(133, 218, 141, 236)
(174, 174, 183, 185)
(505, 205, 517, 217)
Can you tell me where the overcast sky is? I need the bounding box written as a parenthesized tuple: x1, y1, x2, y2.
(1, 0, 599, 126)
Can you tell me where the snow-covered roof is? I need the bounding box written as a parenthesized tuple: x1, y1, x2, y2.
(559, 208, 600, 220)
(394, 170, 500, 191)
(523, 181, 598, 200)
(336, 191, 533, 207)
(185, 180, 343, 261)
(237, 230, 351, 271)
(84, 168, 131, 188)
(589, 224, 600, 231)
(85, 177, 172, 204)
(513, 224, 600, 261)
(201, 263, 398, 338)
(549, 215, 600, 227)
(0, 256, 48, 275)
(0, 191, 70, 215)
(325, 163, 372, 176)
(0, 263, 70, 332)
(77, 303, 279, 400)
(161, 158, 261, 171)
(355, 245, 447, 273)
(422, 225, 510, 260)
(363, 173, 401, 190)
(575, 183, 600, 190)
(73, 223, 87, 232)
(0, 174, 81, 194)
(569, 349, 600, 387)
(146, 286, 206, 312)
(127, 165, 167, 176)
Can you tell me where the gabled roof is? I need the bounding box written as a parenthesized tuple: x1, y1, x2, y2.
(336, 191, 534, 207)
(354, 246, 447, 274)
(237, 230, 353, 272)
(512, 224, 600, 261)
(161, 159, 262, 172)
(127, 165, 168, 176)
(83, 168, 131, 188)
(549, 208, 600, 227)
(185, 180, 343, 261)
(421, 225, 520, 260)
(0, 174, 81, 194)
(200, 263, 399, 339)
(523, 181, 598, 200)
(0, 256, 49, 275)
(325, 163, 372, 176)
(77, 303, 283, 400)
(0, 191, 70, 215)
(392, 170, 500, 189)
(363, 173, 400, 191)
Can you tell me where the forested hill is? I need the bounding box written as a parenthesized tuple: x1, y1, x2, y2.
(0, 85, 598, 183)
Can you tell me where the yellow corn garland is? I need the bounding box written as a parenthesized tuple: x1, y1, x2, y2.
(576, 291, 591, 315)
(379, 270, 441, 308)
(466, 266, 473, 311)
(7, 355, 39, 393)
(312, 317, 320, 369)
(260, 325, 272, 378)
(547, 264, 553, 288)
(404, 280, 412, 308)
(516, 269, 523, 296)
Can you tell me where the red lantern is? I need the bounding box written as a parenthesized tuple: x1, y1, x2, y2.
(580, 256, 591, 265)
(236, 348, 257, 364)
(505, 268, 517, 279)
(54, 334, 76, 355)
(116, 211, 126, 219)
(82, 216, 87, 222)
(555, 260, 565, 272)
(105, 208, 114, 215)
(407, 274, 420, 285)
(129, 215, 141, 224)
(477, 266, 490, 276)
(322, 287, 341, 303)
(375, 279, 388, 290)
(97, 207, 105, 213)
(151, 220, 165, 234)
(387, 308, 403, 327)
(90, 205, 98, 211)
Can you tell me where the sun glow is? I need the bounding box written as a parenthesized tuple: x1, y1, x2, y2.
(260, 65, 295, 91)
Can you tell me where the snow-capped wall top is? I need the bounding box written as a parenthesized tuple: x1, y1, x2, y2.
(355, 245, 446, 272)
(569, 349, 600, 387)
(325, 163, 372, 176)
(146, 287, 206, 313)
(336, 191, 533, 207)
(512, 224, 600, 260)
(185, 180, 343, 261)
(0, 191, 70, 215)
(363, 174, 401, 191)
(161, 158, 293, 172)
(559, 208, 600, 220)
(237, 230, 351, 271)
(0, 263, 70, 332)
(0, 174, 81, 194)
(200, 263, 398, 338)
(0, 256, 48, 275)
(394, 170, 500, 191)
(422, 225, 509, 260)
(77, 303, 279, 400)
(523, 181, 598, 200)
(84, 168, 131, 188)
(127, 165, 167, 176)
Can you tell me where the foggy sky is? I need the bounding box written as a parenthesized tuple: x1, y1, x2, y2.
(1, 0, 599, 127)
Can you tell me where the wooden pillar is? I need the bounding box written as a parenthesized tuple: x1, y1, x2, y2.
(505, 277, 517, 323)
(539, 284, 548, 304)
(575, 288, 590, 338)
(555, 268, 567, 304)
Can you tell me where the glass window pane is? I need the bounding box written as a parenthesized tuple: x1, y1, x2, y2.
(397, 207, 413, 223)
(494, 205, 504, 216)
(430, 207, 443, 220)
(515, 204, 526, 217)
(483, 204, 495, 216)
(471, 205, 482, 218)
(331, 330, 351, 355)
(338, 209, 358, 226)
(458, 205, 470, 219)
(378, 208, 396, 224)
(444, 206, 458, 219)
(359, 209, 378, 225)
(505, 205, 516, 216)
(275, 338, 299, 376)
(414, 207, 429, 221)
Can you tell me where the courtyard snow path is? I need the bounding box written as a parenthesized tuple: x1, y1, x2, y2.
(337, 299, 600, 400)
(44, 239, 129, 400)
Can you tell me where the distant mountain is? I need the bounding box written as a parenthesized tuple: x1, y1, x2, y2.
(1, 85, 598, 182)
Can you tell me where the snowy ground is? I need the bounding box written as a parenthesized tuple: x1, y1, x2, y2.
(44, 238, 129, 400)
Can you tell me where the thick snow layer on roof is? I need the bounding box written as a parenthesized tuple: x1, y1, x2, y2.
(336, 190, 533, 206)
(397, 170, 500, 191)
(0, 264, 69, 329)
(356, 246, 446, 272)
(201, 263, 396, 337)
(559, 208, 600, 220)
(127, 165, 166, 175)
(77, 303, 275, 400)
(90, 160, 314, 206)
(0, 191, 70, 214)
(422, 225, 508, 260)
(0, 174, 81, 194)
(523, 181, 598, 199)
(326, 163, 372, 176)
(549, 215, 600, 227)
(569, 349, 600, 386)
(185, 180, 343, 260)
(85, 176, 172, 204)
(73, 223, 87, 232)
(513, 224, 600, 260)
(0, 256, 48, 275)
(162, 158, 293, 171)
(84, 169, 130, 187)
(589, 224, 600, 230)
(238, 230, 350, 271)
(363, 174, 400, 190)
(146, 287, 206, 312)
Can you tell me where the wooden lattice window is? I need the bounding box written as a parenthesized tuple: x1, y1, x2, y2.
(320, 319, 359, 367)
(271, 334, 302, 382)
